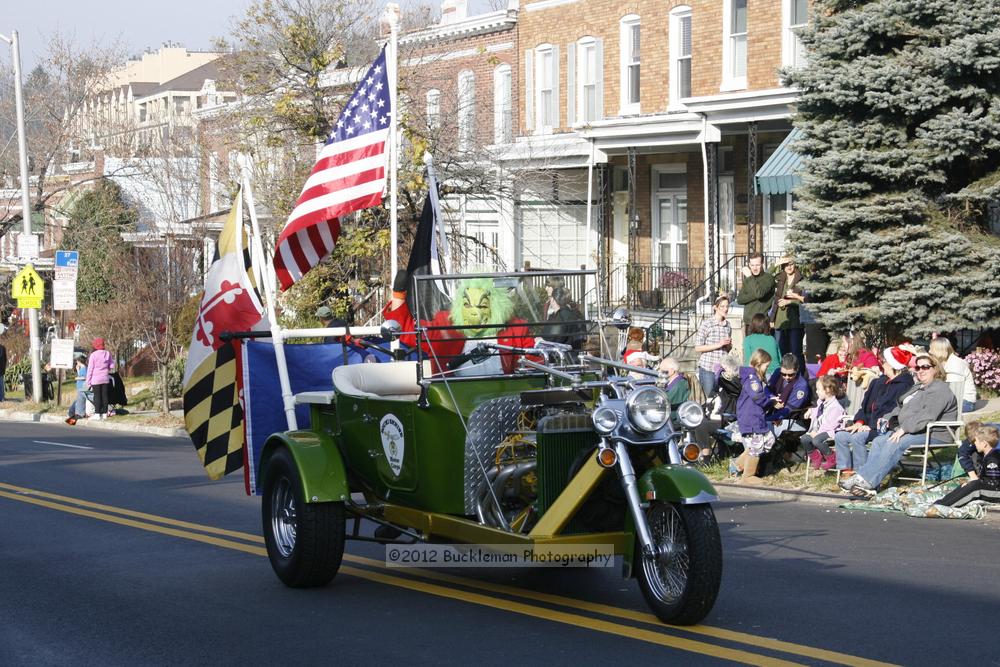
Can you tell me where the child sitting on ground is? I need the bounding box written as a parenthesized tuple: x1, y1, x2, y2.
(935, 425, 1000, 508)
(956, 421, 1000, 481)
(799, 375, 846, 470)
(730, 349, 776, 485)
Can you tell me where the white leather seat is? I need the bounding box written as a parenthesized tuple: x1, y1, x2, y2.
(332, 361, 429, 400)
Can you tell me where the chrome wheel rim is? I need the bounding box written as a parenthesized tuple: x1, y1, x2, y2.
(270, 477, 297, 558)
(642, 504, 689, 605)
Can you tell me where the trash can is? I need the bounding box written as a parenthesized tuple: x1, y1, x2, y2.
(23, 372, 54, 401)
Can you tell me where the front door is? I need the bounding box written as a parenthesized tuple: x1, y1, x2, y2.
(654, 192, 688, 266)
(719, 175, 735, 262)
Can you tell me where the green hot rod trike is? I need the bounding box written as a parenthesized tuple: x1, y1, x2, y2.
(258, 270, 722, 625)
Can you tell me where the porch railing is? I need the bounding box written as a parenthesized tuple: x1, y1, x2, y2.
(642, 252, 783, 361)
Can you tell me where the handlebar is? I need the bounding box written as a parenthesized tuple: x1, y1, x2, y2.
(579, 353, 661, 378)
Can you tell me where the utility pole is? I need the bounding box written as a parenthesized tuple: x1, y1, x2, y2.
(0, 30, 42, 402)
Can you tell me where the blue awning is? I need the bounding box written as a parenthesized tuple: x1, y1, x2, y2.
(755, 128, 803, 195)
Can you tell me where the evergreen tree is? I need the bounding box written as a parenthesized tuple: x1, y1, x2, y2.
(61, 179, 137, 306)
(784, 0, 1000, 339)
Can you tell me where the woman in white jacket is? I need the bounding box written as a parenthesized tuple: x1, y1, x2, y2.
(929, 337, 976, 413)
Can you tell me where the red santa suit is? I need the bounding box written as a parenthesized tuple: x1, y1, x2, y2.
(381, 300, 534, 375)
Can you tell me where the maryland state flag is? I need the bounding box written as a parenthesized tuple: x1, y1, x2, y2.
(182, 186, 264, 479)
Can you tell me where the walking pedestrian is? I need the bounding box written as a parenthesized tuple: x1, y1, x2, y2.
(85, 338, 115, 421)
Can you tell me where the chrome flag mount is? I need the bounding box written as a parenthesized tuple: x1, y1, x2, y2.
(274, 47, 392, 291)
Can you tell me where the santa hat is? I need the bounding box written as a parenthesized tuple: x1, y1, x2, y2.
(884, 346, 912, 370)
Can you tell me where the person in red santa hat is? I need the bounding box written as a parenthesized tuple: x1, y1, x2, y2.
(832, 345, 915, 477)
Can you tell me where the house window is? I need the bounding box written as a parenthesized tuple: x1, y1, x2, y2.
(669, 6, 693, 107)
(535, 45, 560, 130)
(493, 64, 512, 144)
(620, 16, 641, 114)
(426, 89, 440, 130)
(784, 0, 809, 69)
(652, 166, 688, 266)
(578, 38, 599, 123)
(722, 0, 748, 90)
(457, 71, 475, 150)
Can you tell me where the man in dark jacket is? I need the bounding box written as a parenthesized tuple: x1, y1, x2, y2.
(736, 253, 776, 335)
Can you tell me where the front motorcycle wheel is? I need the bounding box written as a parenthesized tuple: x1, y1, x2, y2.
(636, 502, 722, 625)
(262, 447, 345, 587)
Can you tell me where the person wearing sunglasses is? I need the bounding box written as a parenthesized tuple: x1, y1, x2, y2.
(840, 353, 957, 495)
(766, 354, 810, 424)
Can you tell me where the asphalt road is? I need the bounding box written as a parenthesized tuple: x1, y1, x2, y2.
(1, 420, 998, 666)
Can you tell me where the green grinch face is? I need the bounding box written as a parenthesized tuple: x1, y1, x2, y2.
(462, 287, 492, 334)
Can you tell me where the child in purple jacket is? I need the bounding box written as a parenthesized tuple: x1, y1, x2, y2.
(799, 375, 845, 470)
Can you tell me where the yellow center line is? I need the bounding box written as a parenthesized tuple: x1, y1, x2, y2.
(0, 482, 897, 667)
(0, 486, 794, 667)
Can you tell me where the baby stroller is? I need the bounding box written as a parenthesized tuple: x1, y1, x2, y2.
(693, 370, 744, 462)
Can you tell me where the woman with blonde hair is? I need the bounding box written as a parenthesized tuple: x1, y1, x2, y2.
(840, 353, 958, 495)
(929, 337, 977, 413)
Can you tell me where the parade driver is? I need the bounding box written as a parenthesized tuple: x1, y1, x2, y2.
(382, 272, 535, 375)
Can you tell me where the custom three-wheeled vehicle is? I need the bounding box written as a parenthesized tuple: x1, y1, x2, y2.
(258, 270, 722, 624)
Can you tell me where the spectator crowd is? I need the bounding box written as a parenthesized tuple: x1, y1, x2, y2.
(675, 253, 997, 505)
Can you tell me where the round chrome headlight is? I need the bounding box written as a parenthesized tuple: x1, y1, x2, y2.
(677, 400, 704, 429)
(625, 386, 669, 433)
(592, 406, 619, 434)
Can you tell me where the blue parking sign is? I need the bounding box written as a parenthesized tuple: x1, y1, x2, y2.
(56, 250, 79, 268)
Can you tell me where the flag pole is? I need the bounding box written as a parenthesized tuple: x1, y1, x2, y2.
(386, 3, 400, 283)
(242, 172, 298, 431)
(423, 151, 451, 275)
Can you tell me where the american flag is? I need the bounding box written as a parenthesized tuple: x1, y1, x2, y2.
(274, 48, 392, 291)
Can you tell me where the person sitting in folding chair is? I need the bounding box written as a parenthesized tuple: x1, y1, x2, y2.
(833, 346, 914, 479)
(840, 353, 957, 496)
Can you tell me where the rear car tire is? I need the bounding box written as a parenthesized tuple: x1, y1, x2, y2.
(636, 502, 722, 625)
(262, 447, 345, 587)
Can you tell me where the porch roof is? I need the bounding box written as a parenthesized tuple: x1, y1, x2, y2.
(755, 128, 803, 195)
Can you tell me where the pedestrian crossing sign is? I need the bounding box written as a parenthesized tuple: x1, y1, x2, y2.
(11, 263, 44, 309)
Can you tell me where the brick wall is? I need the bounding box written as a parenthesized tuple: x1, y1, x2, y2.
(399, 23, 518, 152)
(518, 0, 791, 132)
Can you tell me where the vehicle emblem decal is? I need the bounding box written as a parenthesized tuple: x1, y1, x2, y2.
(380, 414, 405, 477)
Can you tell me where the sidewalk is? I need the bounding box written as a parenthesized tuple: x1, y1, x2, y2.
(0, 405, 186, 438)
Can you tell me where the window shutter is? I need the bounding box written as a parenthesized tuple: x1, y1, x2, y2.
(550, 44, 560, 128)
(594, 38, 604, 120)
(566, 43, 576, 127)
(524, 49, 534, 131)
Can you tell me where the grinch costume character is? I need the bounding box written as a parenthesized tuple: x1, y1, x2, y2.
(382, 276, 535, 375)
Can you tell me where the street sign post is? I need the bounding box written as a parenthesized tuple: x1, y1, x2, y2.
(11, 263, 43, 309)
(53, 279, 77, 311)
(55, 250, 79, 281)
(50, 338, 74, 370)
(17, 232, 39, 261)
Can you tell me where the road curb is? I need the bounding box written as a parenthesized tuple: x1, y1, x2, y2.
(716, 482, 844, 507)
(0, 409, 186, 438)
